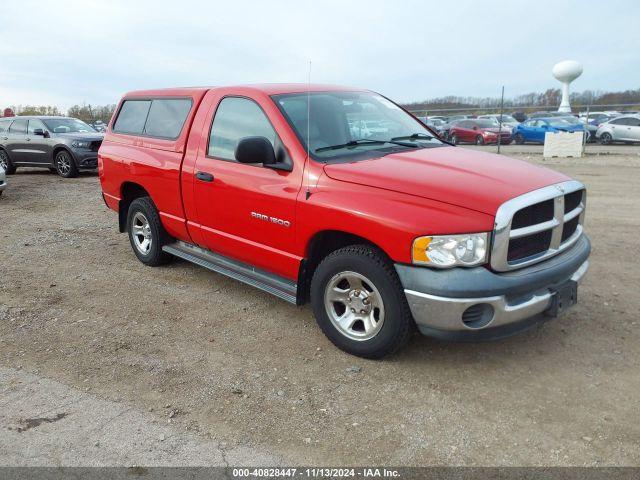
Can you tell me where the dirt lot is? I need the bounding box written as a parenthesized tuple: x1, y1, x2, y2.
(1, 151, 639, 466)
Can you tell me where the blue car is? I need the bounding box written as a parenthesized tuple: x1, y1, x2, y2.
(513, 117, 585, 144)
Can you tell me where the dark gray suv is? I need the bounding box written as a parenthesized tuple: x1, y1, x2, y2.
(0, 116, 103, 178)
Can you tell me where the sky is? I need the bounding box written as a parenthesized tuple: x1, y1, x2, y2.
(1, 0, 639, 110)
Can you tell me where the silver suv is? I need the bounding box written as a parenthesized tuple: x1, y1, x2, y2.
(596, 115, 640, 145)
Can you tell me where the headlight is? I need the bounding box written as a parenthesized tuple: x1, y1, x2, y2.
(483, 131, 496, 136)
(412, 233, 489, 268)
(71, 140, 91, 148)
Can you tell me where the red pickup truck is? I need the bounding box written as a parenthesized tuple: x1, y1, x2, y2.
(99, 84, 590, 358)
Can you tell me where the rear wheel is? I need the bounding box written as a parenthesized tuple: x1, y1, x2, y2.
(126, 197, 172, 266)
(310, 245, 413, 359)
(599, 132, 613, 145)
(475, 135, 485, 145)
(54, 150, 78, 178)
(514, 133, 525, 145)
(0, 149, 16, 174)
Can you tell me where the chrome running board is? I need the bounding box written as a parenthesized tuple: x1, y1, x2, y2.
(162, 241, 298, 304)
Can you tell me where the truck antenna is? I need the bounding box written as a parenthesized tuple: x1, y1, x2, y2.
(305, 60, 312, 200)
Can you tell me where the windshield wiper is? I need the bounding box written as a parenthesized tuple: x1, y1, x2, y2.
(391, 133, 434, 141)
(315, 138, 416, 153)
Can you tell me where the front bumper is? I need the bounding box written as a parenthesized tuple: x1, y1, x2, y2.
(70, 148, 98, 170)
(396, 234, 591, 340)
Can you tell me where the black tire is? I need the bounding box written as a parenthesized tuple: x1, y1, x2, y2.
(0, 149, 16, 174)
(310, 245, 413, 359)
(514, 133, 525, 145)
(126, 197, 172, 266)
(450, 134, 459, 145)
(475, 135, 484, 145)
(502, 139, 513, 145)
(599, 132, 613, 145)
(54, 150, 78, 178)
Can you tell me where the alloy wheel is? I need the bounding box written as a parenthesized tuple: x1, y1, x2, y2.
(0, 151, 8, 170)
(323, 271, 385, 341)
(56, 153, 72, 176)
(131, 212, 153, 255)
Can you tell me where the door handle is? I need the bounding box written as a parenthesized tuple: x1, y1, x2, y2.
(196, 171, 214, 182)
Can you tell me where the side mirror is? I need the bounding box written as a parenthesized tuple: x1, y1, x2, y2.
(235, 136, 276, 165)
(472, 126, 478, 130)
(541, 124, 548, 129)
(235, 136, 291, 171)
(33, 128, 45, 136)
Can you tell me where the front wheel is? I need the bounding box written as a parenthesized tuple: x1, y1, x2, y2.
(55, 150, 78, 178)
(514, 133, 525, 145)
(599, 132, 613, 145)
(450, 134, 459, 145)
(0, 149, 16, 174)
(475, 135, 485, 145)
(310, 245, 413, 359)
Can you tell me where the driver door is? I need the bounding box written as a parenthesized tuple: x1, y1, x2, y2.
(191, 94, 303, 279)
(26, 119, 53, 165)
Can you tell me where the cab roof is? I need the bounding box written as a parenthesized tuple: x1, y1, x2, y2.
(122, 83, 367, 98)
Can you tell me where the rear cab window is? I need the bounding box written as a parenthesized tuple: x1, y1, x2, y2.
(112, 98, 193, 139)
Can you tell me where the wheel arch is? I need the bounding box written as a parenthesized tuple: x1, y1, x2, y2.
(297, 229, 390, 304)
(118, 182, 151, 233)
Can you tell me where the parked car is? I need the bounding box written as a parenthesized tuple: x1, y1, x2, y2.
(448, 119, 512, 145)
(440, 117, 473, 139)
(0, 116, 103, 177)
(478, 114, 520, 128)
(596, 115, 640, 144)
(513, 117, 585, 144)
(424, 118, 446, 137)
(99, 84, 590, 358)
(579, 112, 613, 126)
(512, 111, 528, 123)
(0, 164, 6, 197)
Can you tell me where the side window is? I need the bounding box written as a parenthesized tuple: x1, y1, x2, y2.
(9, 119, 27, 134)
(627, 118, 640, 127)
(143, 99, 192, 139)
(610, 118, 626, 125)
(208, 97, 277, 161)
(0, 120, 9, 133)
(28, 119, 46, 134)
(113, 100, 152, 134)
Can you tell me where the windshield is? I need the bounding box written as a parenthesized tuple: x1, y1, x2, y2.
(43, 118, 96, 133)
(273, 91, 444, 162)
(496, 115, 516, 122)
(547, 118, 578, 127)
(475, 119, 499, 128)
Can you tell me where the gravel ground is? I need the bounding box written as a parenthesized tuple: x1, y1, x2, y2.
(0, 151, 639, 466)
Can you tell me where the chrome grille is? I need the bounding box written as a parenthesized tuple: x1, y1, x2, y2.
(491, 180, 586, 272)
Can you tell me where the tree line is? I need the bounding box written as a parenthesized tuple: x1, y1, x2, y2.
(3, 87, 640, 121)
(4, 104, 116, 124)
(403, 88, 640, 112)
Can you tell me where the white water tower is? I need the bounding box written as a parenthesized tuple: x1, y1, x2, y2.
(552, 60, 583, 113)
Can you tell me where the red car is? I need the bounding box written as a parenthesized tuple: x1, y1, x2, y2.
(449, 119, 513, 145)
(99, 84, 589, 358)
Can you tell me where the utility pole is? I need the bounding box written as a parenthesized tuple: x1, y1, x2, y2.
(497, 86, 505, 154)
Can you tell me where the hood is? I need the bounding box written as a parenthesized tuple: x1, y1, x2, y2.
(323, 146, 569, 215)
(54, 132, 104, 141)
